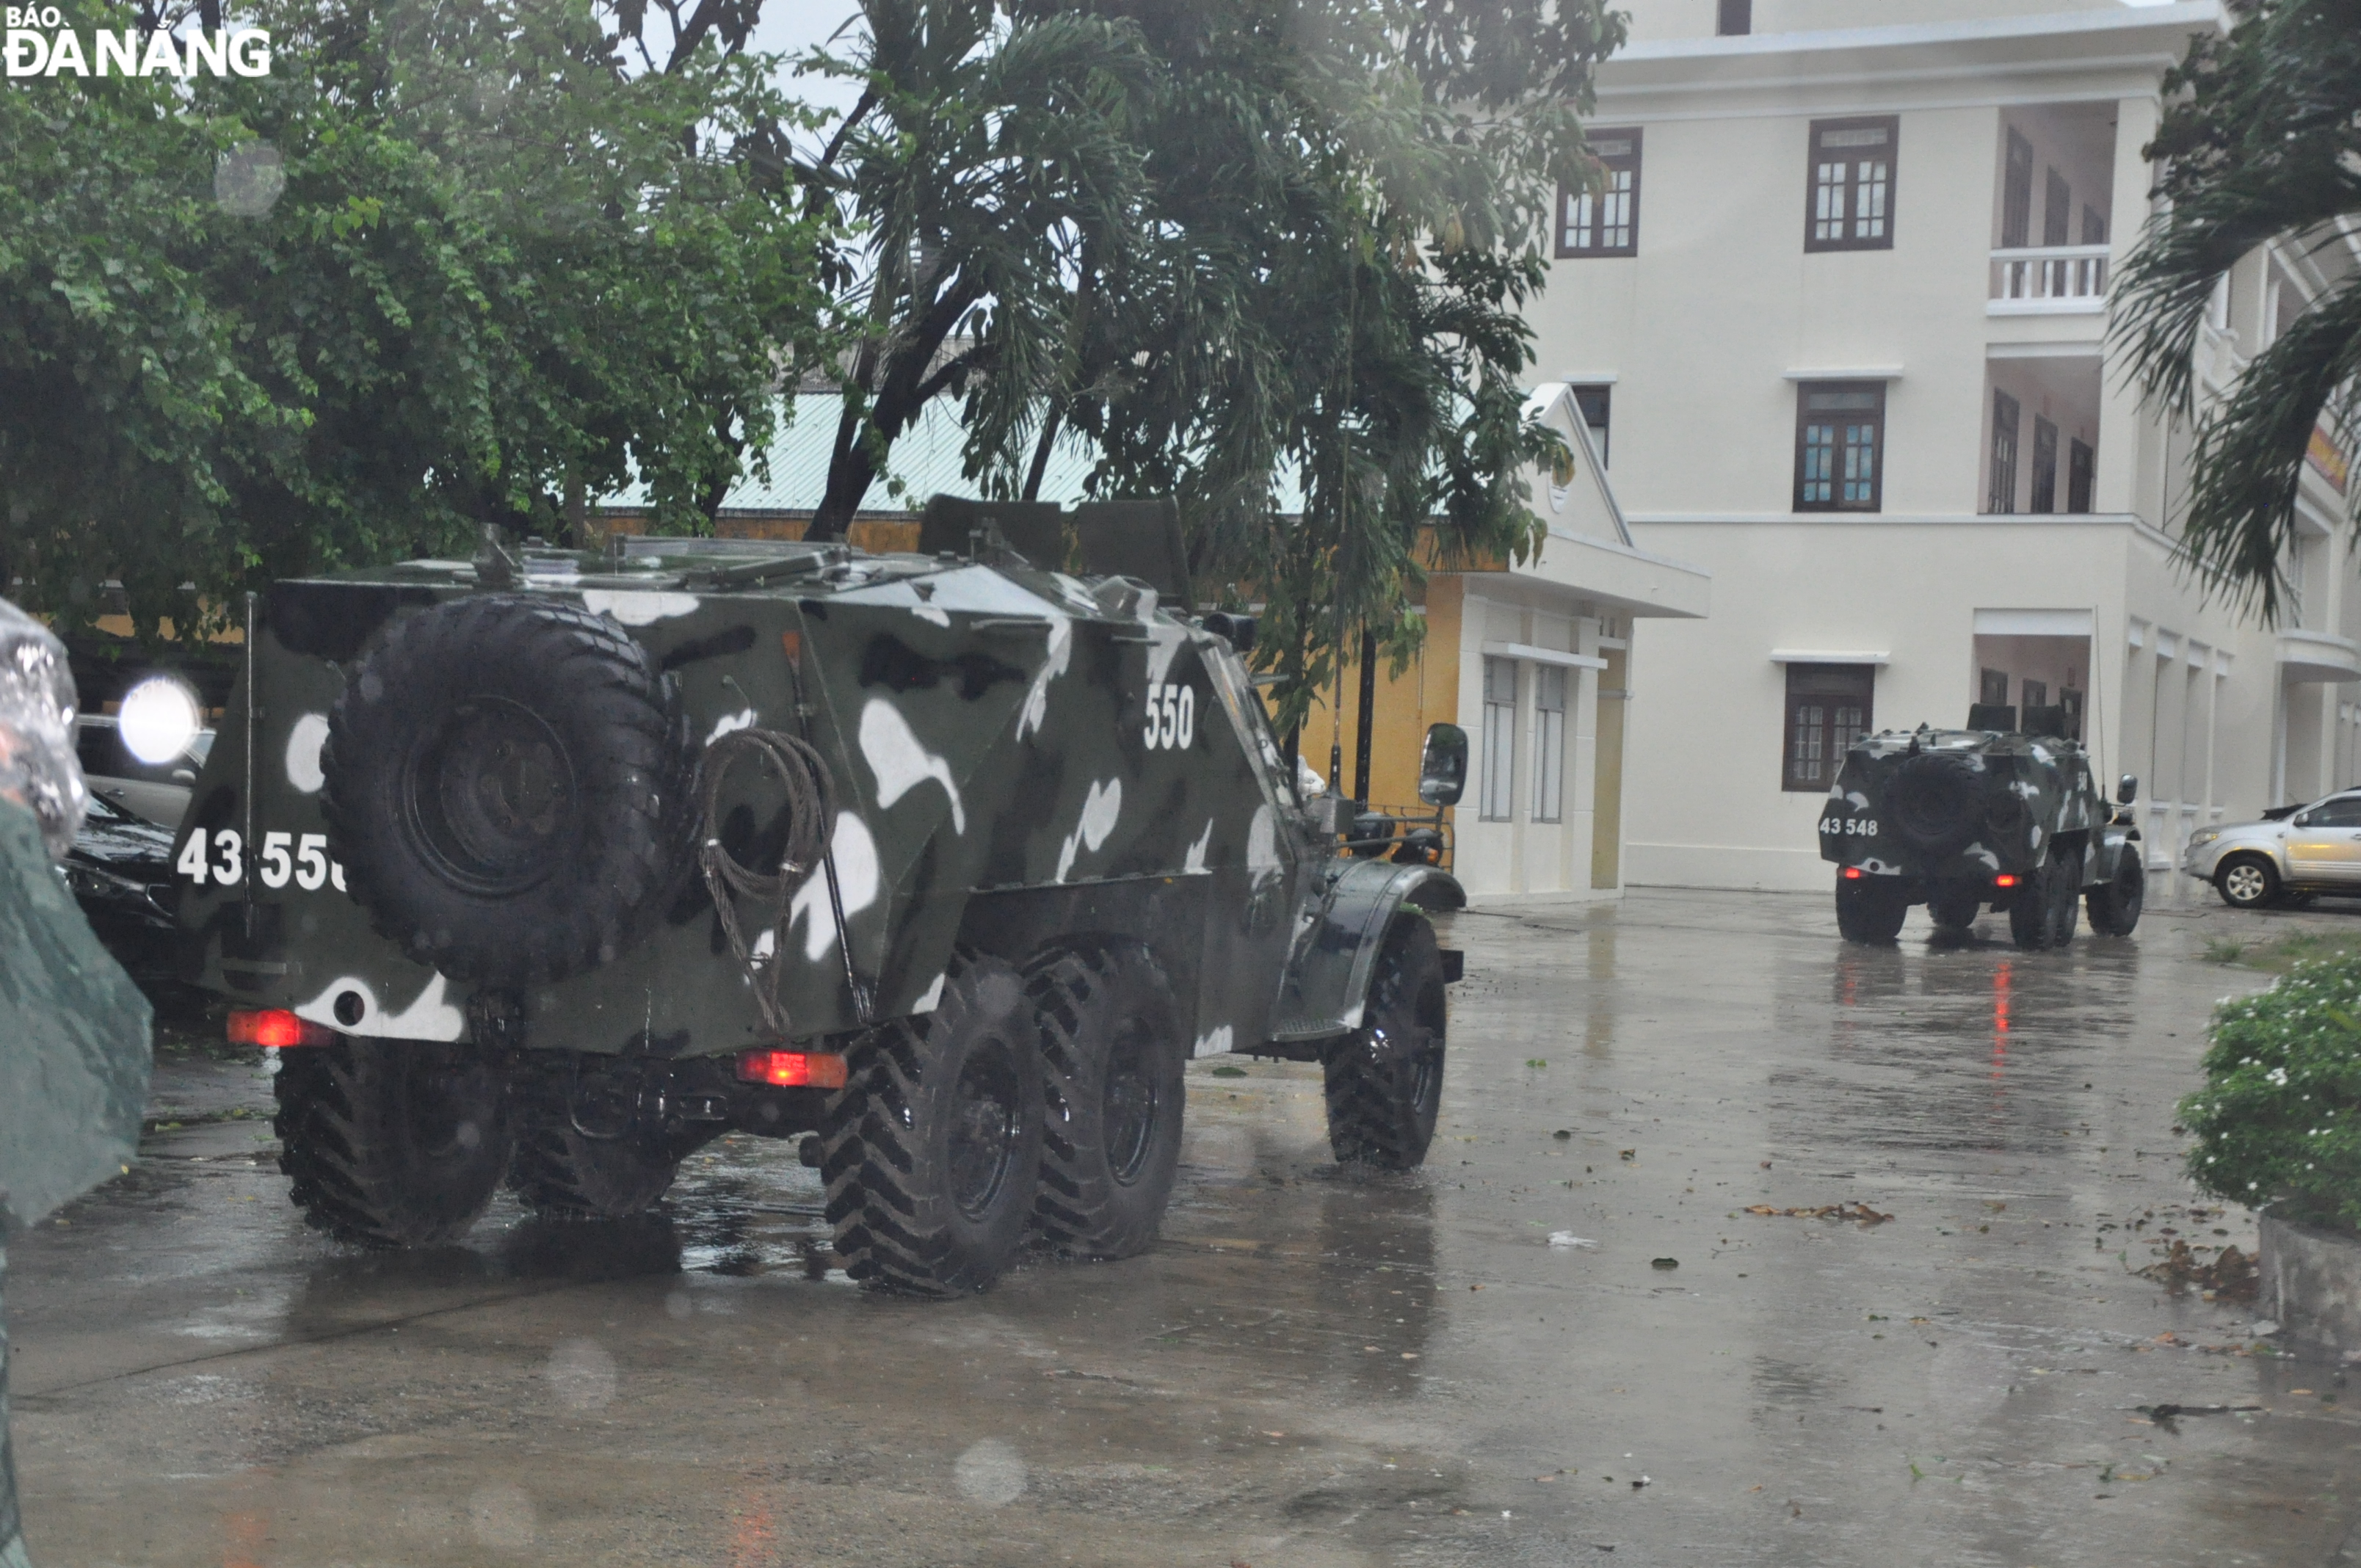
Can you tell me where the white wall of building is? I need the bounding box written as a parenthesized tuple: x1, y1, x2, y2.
(1528, 0, 2361, 900)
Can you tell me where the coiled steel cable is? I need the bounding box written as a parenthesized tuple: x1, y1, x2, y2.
(696, 727, 837, 1039)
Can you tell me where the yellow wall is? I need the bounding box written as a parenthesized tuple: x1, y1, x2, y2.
(1304, 576, 1463, 830)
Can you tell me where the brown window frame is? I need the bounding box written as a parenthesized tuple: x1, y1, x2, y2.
(1987, 388, 2020, 515)
(2001, 128, 2034, 248)
(2031, 414, 2059, 513)
(1782, 664, 1875, 792)
(2067, 436, 2095, 514)
(1793, 381, 1887, 513)
(1805, 116, 1898, 253)
(1557, 128, 1642, 259)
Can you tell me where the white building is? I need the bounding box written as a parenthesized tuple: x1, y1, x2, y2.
(1523, 0, 2358, 899)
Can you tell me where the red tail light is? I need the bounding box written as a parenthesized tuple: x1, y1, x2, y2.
(228, 1009, 336, 1048)
(1840, 866, 1864, 880)
(1994, 874, 2019, 888)
(735, 1050, 848, 1089)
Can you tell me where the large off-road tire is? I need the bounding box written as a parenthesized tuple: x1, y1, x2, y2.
(1026, 943, 1187, 1260)
(507, 1104, 711, 1219)
(2009, 843, 2082, 951)
(322, 595, 695, 988)
(1835, 876, 1908, 943)
(275, 1037, 513, 1247)
(1926, 883, 1984, 932)
(2086, 849, 2147, 937)
(2216, 854, 2279, 911)
(820, 954, 1045, 1295)
(1324, 915, 1448, 1170)
(1887, 751, 1984, 857)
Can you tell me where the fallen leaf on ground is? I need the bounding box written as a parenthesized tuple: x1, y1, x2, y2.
(2137, 1241, 2257, 1300)
(1743, 1202, 1894, 1224)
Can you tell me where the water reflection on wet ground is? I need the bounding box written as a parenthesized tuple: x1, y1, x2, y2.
(10, 889, 2361, 1565)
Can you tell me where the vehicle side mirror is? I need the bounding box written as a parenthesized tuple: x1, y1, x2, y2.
(2117, 773, 2137, 805)
(2293, 811, 2312, 827)
(1418, 723, 1468, 807)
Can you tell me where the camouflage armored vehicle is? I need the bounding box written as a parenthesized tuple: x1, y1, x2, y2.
(174, 498, 1467, 1294)
(1818, 701, 2144, 950)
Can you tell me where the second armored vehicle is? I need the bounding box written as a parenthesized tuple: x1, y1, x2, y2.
(173, 498, 1467, 1295)
(1818, 702, 2144, 949)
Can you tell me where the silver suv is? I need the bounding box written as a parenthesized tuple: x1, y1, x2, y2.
(2183, 791, 2361, 908)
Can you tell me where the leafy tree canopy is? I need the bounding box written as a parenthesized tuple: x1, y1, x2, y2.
(0, 0, 830, 644)
(800, 0, 1622, 727)
(2112, 0, 2361, 623)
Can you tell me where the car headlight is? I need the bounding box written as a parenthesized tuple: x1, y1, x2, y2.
(2188, 830, 2220, 849)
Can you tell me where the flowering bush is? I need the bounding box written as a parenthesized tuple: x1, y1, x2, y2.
(2181, 956, 2361, 1233)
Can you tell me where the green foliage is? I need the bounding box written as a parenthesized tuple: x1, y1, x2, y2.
(2180, 955, 2361, 1233)
(0, 0, 831, 645)
(805, 0, 1618, 725)
(2110, 0, 2361, 623)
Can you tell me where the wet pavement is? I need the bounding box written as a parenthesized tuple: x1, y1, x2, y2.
(11, 888, 2361, 1566)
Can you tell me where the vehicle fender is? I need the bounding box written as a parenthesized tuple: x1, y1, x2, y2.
(2090, 822, 2141, 884)
(1269, 860, 1462, 1043)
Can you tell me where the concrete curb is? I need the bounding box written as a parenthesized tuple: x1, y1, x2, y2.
(2260, 1213, 2361, 1361)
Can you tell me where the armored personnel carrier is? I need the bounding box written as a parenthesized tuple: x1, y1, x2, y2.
(173, 498, 1467, 1294)
(1818, 702, 2144, 950)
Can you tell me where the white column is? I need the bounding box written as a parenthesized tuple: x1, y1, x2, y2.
(2095, 96, 2162, 518)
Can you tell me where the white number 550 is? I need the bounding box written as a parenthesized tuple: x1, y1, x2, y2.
(1142, 682, 1196, 750)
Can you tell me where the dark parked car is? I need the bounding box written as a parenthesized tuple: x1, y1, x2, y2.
(62, 790, 180, 980)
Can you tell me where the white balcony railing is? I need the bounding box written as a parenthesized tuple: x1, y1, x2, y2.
(1990, 244, 2110, 313)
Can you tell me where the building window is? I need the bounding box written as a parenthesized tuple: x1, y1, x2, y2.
(1532, 665, 1567, 823)
(1794, 382, 1885, 512)
(2031, 415, 2059, 513)
(1571, 385, 1610, 465)
(1988, 390, 2020, 514)
(1558, 130, 1641, 258)
(2042, 168, 2072, 247)
(1980, 668, 2009, 706)
(2067, 437, 2095, 513)
(1783, 664, 1874, 792)
(1805, 117, 1898, 252)
(2021, 678, 2048, 710)
(2081, 203, 2107, 247)
(1716, 0, 1751, 34)
(1480, 656, 1516, 820)
(2001, 128, 2034, 248)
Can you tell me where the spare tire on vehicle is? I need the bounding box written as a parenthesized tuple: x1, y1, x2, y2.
(322, 595, 695, 987)
(1885, 751, 1984, 857)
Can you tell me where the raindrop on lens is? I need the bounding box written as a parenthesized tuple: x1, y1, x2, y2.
(954, 1438, 1027, 1506)
(214, 142, 286, 218)
(543, 1338, 617, 1410)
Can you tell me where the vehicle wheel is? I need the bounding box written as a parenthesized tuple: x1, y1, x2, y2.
(1323, 915, 1448, 1170)
(1926, 884, 1983, 931)
(275, 1037, 513, 1247)
(820, 953, 1044, 1295)
(2009, 845, 2082, 951)
(1834, 876, 1907, 943)
(2086, 849, 2147, 936)
(507, 1100, 711, 1219)
(2216, 854, 2278, 910)
(1026, 943, 1186, 1260)
(323, 595, 697, 988)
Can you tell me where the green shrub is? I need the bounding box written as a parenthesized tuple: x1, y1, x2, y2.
(2181, 957, 2361, 1233)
